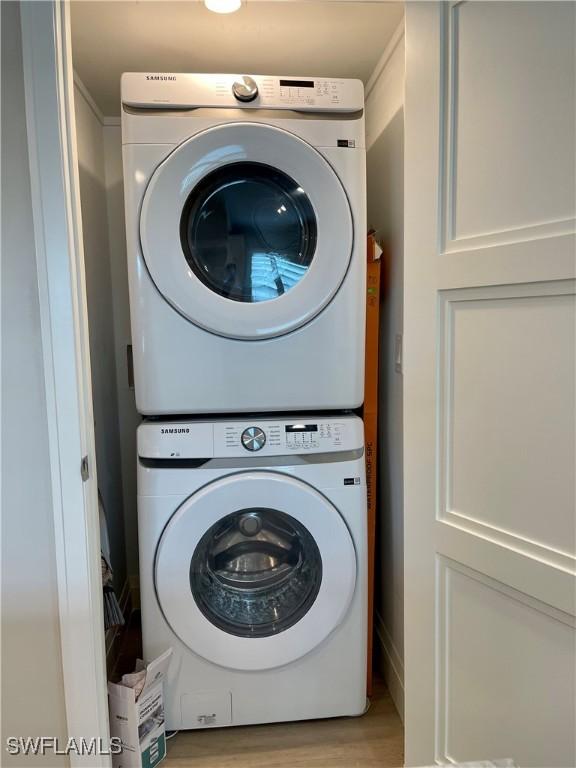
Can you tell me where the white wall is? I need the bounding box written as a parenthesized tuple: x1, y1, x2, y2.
(0, 2, 69, 762)
(74, 82, 128, 595)
(102, 123, 141, 581)
(365, 25, 405, 153)
(365, 22, 405, 719)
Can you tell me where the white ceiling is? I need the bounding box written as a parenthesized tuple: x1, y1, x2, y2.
(71, 1, 404, 116)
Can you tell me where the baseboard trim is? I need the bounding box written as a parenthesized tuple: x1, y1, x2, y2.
(374, 613, 405, 723)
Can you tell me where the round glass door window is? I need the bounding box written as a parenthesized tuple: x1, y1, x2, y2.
(180, 162, 317, 303)
(190, 508, 322, 637)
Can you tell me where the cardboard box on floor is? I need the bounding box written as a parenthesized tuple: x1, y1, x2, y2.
(364, 233, 382, 697)
(108, 648, 172, 768)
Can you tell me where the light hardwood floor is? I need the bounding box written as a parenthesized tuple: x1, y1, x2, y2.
(164, 680, 404, 768)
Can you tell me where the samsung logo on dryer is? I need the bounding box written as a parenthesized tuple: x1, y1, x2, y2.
(146, 75, 176, 81)
(160, 427, 190, 434)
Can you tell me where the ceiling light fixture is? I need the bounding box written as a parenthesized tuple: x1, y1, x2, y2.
(204, 0, 242, 13)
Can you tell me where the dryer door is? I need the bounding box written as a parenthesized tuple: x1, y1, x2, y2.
(140, 122, 353, 339)
(154, 471, 357, 670)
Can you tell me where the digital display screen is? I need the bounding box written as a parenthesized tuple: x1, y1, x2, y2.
(279, 79, 315, 89)
(285, 424, 318, 433)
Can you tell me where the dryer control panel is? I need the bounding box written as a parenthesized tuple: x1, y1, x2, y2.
(138, 416, 363, 460)
(121, 73, 364, 113)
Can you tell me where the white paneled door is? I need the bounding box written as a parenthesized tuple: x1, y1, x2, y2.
(403, 2, 576, 766)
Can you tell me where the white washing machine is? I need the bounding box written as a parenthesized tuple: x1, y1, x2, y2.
(138, 414, 367, 729)
(121, 73, 366, 415)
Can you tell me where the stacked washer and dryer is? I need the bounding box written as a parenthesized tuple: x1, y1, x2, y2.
(121, 73, 368, 730)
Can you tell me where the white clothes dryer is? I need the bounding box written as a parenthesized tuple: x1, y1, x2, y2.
(121, 73, 366, 414)
(137, 414, 367, 729)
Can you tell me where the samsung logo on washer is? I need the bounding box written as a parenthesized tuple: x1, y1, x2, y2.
(160, 428, 189, 434)
(146, 75, 176, 81)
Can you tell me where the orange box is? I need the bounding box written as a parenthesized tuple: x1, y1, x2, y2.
(364, 235, 381, 696)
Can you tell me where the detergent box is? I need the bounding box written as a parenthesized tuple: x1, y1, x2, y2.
(108, 648, 173, 768)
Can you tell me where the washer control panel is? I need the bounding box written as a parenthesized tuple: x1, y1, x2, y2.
(137, 416, 362, 460)
(214, 418, 352, 457)
(284, 423, 343, 451)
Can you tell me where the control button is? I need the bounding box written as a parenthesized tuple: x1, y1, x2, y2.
(241, 426, 266, 451)
(232, 76, 258, 102)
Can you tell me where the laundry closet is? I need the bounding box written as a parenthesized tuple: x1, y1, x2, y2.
(58, 1, 576, 766)
(70, 0, 405, 763)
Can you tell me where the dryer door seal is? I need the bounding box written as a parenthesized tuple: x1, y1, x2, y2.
(154, 471, 357, 670)
(140, 122, 353, 340)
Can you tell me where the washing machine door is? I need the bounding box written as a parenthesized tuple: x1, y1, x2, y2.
(140, 122, 353, 340)
(154, 471, 357, 670)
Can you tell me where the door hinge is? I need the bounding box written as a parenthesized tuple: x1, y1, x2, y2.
(81, 455, 90, 482)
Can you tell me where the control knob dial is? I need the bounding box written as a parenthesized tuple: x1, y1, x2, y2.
(232, 76, 258, 103)
(241, 426, 266, 451)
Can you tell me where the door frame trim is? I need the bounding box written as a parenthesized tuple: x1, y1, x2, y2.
(20, 1, 110, 763)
